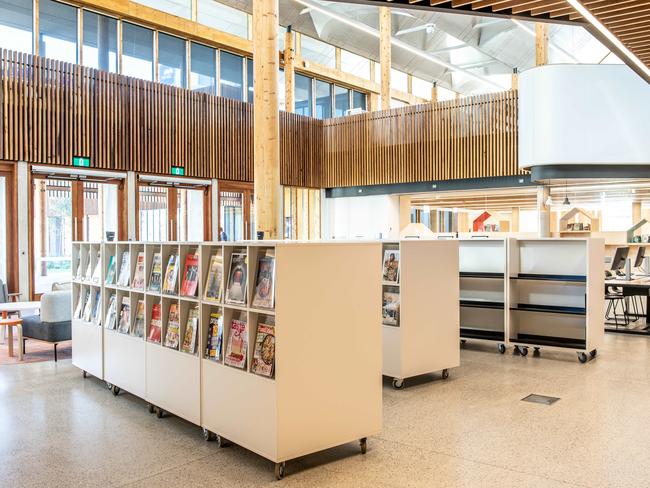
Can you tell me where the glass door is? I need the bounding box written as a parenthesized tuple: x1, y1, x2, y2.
(218, 181, 253, 241)
(0, 163, 17, 296)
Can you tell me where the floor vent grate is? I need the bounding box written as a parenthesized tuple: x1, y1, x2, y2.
(521, 394, 560, 405)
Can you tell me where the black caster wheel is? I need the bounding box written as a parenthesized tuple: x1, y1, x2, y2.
(590, 349, 597, 358)
(360, 437, 367, 454)
(147, 404, 155, 414)
(578, 352, 588, 364)
(441, 369, 449, 380)
(498, 344, 506, 354)
(392, 378, 404, 390)
(111, 386, 121, 396)
(460, 339, 467, 345)
(106, 382, 113, 390)
(275, 462, 286, 480)
(203, 428, 216, 442)
(215, 435, 225, 448)
(156, 407, 165, 418)
(82, 370, 87, 378)
(534, 347, 540, 352)
(520, 347, 529, 357)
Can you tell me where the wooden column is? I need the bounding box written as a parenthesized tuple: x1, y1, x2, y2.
(284, 26, 295, 113)
(253, 0, 280, 240)
(379, 6, 391, 111)
(537, 186, 551, 237)
(511, 207, 520, 233)
(511, 68, 519, 90)
(536, 23, 549, 66)
(399, 195, 411, 232)
(430, 81, 438, 103)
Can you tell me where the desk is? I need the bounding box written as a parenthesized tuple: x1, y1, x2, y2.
(0, 302, 41, 350)
(605, 278, 650, 335)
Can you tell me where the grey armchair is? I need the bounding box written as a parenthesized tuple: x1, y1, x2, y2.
(21, 289, 72, 361)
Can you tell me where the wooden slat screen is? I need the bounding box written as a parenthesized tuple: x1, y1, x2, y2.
(322, 92, 520, 188)
(279, 111, 323, 188)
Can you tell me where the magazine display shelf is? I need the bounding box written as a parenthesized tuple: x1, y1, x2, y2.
(508, 238, 604, 363)
(71, 242, 104, 380)
(381, 240, 459, 389)
(459, 238, 509, 353)
(200, 241, 382, 478)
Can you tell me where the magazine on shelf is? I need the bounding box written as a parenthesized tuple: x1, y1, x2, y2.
(203, 254, 223, 302)
(91, 290, 102, 326)
(91, 252, 101, 283)
(224, 318, 248, 369)
(131, 299, 145, 338)
(163, 303, 181, 349)
(225, 253, 248, 305)
(82, 288, 95, 322)
(84, 254, 93, 281)
(382, 288, 400, 326)
(131, 252, 146, 289)
(74, 255, 82, 280)
(251, 322, 275, 378)
(162, 254, 179, 295)
(116, 252, 131, 287)
(74, 289, 89, 320)
(382, 250, 400, 284)
(117, 297, 131, 334)
(180, 306, 200, 354)
(105, 255, 116, 285)
(205, 311, 224, 361)
(180, 252, 199, 297)
(147, 303, 162, 343)
(251, 255, 275, 309)
(105, 293, 117, 330)
(148, 253, 163, 292)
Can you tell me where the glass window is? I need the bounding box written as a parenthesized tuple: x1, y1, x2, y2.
(295, 74, 312, 117)
(246, 58, 254, 103)
(122, 22, 154, 81)
(315, 80, 332, 119)
(341, 50, 370, 80)
(278, 25, 287, 53)
(374, 62, 380, 83)
(133, 0, 191, 19)
(334, 85, 350, 117)
(190, 42, 216, 94)
(391, 68, 408, 93)
(139, 186, 168, 241)
(278, 68, 285, 111)
(177, 189, 204, 241)
(391, 98, 407, 108)
(300, 35, 335, 68)
(83, 183, 118, 242)
(352, 90, 367, 111)
(39, 0, 77, 63)
(197, 0, 249, 39)
(412, 77, 432, 100)
(219, 51, 243, 100)
(82, 11, 117, 72)
(158, 33, 186, 87)
(0, 0, 33, 54)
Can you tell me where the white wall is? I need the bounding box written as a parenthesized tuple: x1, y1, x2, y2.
(519, 64, 650, 168)
(326, 194, 400, 240)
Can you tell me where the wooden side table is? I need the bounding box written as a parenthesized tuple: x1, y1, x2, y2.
(1, 311, 23, 361)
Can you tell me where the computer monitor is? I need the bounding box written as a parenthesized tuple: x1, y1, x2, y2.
(634, 246, 646, 268)
(610, 247, 630, 271)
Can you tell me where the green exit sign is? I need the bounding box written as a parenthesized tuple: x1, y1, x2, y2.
(72, 156, 91, 167)
(171, 166, 185, 176)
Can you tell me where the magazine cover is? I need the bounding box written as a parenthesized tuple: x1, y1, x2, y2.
(148, 253, 163, 292)
(382, 289, 400, 326)
(382, 250, 400, 283)
(73, 290, 86, 319)
(180, 307, 200, 354)
(105, 255, 116, 285)
(148, 303, 162, 343)
(131, 299, 145, 338)
(225, 253, 248, 305)
(82, 291, 94, 322)
(251, 323, 275, 377)
(91, 252, 101, 283)
(203, 254, 223, 302)
(91, 290, 102, 326)
(205, 312, 224, 361)
(105, 293, 117, 330)
(224, 318, 248, 369)
(163, 303, 181, 349)
(131, 252, 146, 289)
(180, 253, 199, 297)
(74, 255, 82, 280)
(84, 255, 93, 280)
(162, 254, 179, 295)
(251, 256, 275, 309)
(116, 251, 131, 287)
(117, 297, 131, 334)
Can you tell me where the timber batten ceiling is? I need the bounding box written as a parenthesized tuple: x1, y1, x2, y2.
(331, 1, 650, 83)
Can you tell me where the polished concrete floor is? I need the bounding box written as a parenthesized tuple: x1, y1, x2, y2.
(2, 333, 650, 487)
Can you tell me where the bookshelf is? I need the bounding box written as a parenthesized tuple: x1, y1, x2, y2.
(508, 238, 604, 362)
(72, 240, 382, 479)
(381, 240, 459, 389)
(459, 239, 509, 353)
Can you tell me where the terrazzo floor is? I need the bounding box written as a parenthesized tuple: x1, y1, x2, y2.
(2, 333, 650, 487)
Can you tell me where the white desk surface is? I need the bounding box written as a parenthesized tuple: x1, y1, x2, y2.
(0, 301, 41, 313)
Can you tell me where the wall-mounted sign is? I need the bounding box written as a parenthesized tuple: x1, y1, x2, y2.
(72, 156, 91, 167)
(171, 166, 185, 176)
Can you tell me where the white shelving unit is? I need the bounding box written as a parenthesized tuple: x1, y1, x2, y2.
(71, 242, 104, 379)
(459, 239, 509, 353)
(72, 240, 382, 479)
(508, 238, 604, 363)
(381, 239, 460, 389)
